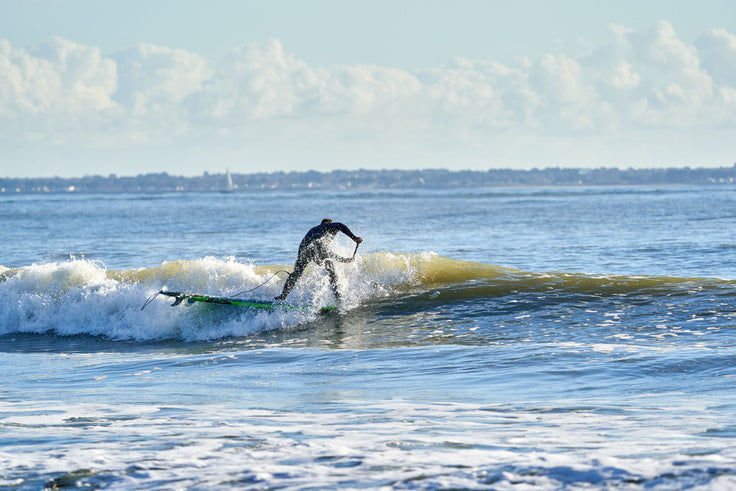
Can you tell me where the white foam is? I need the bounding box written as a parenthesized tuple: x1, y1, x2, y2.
(0, 255, 417, 341)
(2, 397, 734, 489)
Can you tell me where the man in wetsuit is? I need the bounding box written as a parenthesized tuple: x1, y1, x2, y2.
(275, 219, 363, 301)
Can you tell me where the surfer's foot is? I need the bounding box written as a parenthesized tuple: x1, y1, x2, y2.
(274, 294, 287, 301)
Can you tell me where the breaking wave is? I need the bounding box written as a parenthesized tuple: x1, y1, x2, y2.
(1, 253, 733, 342)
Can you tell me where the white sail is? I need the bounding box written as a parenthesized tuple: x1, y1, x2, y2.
(225, 169, 235, 192)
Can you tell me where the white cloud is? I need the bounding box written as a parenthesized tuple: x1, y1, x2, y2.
(1, 21, 736, 175)
(32, 36, 119, 111)
(609, 62, 640, 91)
(190, 39, 423, 124)
(327, 64, 422, 115)
(197, 39, 318, 120)
(607, 21, 713, 125)
(530, 53, 605, 132)
(112, 43, 211, 110)
(104, 43, 212, 143)
(695, 28, 736, 87)
(0, 36, 118, 135)
(417, 58, 533, 130)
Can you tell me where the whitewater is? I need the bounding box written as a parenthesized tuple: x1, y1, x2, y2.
(1, 186, 736, 489)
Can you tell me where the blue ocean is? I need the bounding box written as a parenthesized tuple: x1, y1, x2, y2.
(1, 185, 736, 489)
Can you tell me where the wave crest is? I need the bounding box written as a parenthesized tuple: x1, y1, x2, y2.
(1, 254, 732, 342)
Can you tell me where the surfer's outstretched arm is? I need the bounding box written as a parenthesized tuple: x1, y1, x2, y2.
(334, 222, 362, 244)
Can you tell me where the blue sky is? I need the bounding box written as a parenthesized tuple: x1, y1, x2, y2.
(2, 0, 736, 177)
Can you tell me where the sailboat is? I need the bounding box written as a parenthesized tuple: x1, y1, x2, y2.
(223, 169, 235, 192)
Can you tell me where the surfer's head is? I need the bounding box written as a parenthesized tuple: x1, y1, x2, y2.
(321, 218, 333, 224)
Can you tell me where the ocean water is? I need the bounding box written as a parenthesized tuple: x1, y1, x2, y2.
(1, 185, 736, 490)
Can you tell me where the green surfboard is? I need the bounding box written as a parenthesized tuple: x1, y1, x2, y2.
(155, 290, 337, 313)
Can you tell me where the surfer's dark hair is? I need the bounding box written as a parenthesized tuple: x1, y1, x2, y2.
(321, 218, 333, 224)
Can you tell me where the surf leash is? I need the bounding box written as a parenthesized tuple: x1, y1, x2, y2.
(140, 272, 288, 311)
(231, 270, 291, 297)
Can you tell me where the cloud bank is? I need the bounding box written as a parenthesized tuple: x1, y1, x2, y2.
(1, 21, 735, 176)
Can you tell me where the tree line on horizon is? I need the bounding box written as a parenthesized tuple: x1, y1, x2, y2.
(2, 165, 736, 194)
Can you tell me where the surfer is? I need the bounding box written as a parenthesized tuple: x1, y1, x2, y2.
(275, 218, 362, 301)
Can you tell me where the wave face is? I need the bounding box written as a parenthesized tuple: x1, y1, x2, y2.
(2, 253, 733, 342)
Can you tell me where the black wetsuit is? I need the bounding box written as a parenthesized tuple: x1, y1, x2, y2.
(276, 222, 361, 300)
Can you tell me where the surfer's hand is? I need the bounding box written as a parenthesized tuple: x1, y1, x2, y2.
(355, 237, 363, 244)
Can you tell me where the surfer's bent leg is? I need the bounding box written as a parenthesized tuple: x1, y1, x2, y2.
(324, 259, 341, 302)
(275, 256, 309, 300)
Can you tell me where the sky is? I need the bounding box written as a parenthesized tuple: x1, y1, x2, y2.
(1, 0, 736, 178)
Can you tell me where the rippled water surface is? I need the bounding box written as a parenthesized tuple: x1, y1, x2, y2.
(1, 185, 736, 489)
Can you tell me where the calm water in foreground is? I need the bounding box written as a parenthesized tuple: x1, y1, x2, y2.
(1, 185, 736, 489)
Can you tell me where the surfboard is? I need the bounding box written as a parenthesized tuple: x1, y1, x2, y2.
(155, 290, 337, 313)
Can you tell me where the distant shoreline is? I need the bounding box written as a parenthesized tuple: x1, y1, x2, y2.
(2, 166, 736, 194)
